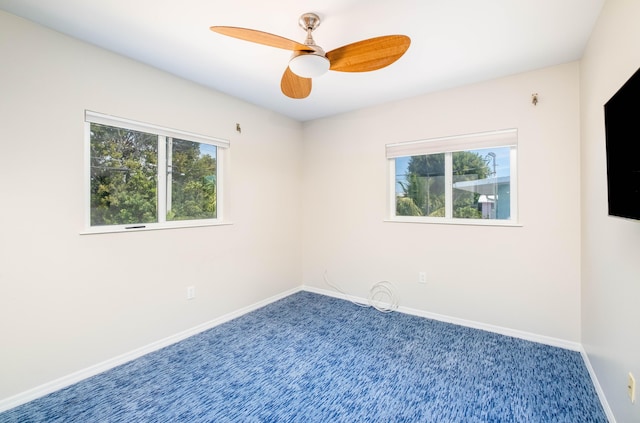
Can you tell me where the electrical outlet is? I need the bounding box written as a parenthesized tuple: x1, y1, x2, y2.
(186, 286, 196, 300)
(418, 272, 427, 284)
(628, 372, 636, 403)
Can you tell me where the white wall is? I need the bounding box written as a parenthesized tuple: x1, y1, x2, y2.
(302, 62, 582, 342)
(0, 10, 302, 400)
(580, 0, 640, 421)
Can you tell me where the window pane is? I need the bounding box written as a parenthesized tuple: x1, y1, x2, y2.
(167, 139, 217, 221)
(395, 154, 446, 217)
(90, 123, 158, 226)
(452, 147, 510, 219)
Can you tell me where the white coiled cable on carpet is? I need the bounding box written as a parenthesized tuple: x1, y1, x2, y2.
(323, 271, 399, 313)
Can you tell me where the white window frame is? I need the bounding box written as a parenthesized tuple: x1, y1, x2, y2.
(386, 129, 519, 226)
(83, 111, 230, 234)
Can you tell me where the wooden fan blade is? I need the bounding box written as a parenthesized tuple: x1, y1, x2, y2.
(210, 26, 310, 51)
(281, 67, 312, 99)
(327, 35, 411, 72)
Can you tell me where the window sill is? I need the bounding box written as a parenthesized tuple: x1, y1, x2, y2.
(384, 217, 522, 227)
(81, 220, 234, 235)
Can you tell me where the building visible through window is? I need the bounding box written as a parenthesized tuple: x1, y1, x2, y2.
(387, 129, 517, 224)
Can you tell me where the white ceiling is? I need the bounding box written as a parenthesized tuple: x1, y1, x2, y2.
(1, 0, 605, 122)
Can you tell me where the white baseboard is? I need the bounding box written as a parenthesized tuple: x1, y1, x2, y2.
(0, 286, 302, 413)
(302, 285, 581, 350)
(579, 347, 617, 423)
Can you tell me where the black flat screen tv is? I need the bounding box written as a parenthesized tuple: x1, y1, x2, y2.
(604, 66, 640, 220)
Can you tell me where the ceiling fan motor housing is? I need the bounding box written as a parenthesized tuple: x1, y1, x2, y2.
(288, 13, 330, 78)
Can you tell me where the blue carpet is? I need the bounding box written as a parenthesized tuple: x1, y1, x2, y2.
(1, 291, 607, 422)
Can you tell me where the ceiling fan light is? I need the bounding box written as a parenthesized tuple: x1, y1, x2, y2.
(289, 53, 330, 78)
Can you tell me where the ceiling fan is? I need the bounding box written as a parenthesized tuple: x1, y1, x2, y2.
(210, 13, 411, 99)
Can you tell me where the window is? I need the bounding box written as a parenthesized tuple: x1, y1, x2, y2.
(85, 111, 229, 232)
(387, 129, 518, 225)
